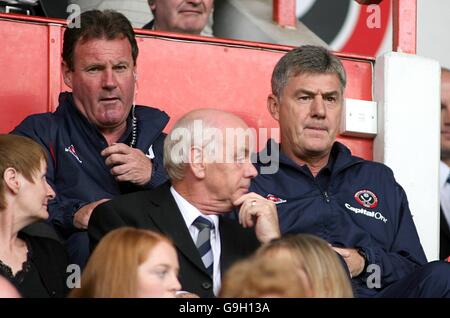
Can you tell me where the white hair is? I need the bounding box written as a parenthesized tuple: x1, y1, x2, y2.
(163, 114, 220, 181)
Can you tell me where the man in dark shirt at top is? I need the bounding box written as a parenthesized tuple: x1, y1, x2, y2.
(250, 45, 450, 297)
(142, 0, 213, 35)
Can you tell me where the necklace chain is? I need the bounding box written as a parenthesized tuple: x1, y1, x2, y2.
(129, 104, 137, 148)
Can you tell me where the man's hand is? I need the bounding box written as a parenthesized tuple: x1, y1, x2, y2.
(331, 246, 365, 278)
(101, 143, 152, 186)
(73, 199, 110, 230)
(234, 192, 281, 243)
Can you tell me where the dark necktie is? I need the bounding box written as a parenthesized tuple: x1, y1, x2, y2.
(192, 216, 214, 277)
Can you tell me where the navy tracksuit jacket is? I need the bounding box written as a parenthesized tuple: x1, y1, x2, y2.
(250, 140, 450, 297)
(11, 92, 169, 267)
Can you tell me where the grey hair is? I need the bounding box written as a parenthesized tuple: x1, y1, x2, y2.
(271, 45, 347, 97)
(163, 113, 219, 181)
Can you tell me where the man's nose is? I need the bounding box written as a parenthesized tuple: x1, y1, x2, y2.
(102, 69, 117, 90)
(443, 102, 450, 121)
(245, 161, 258, 178)
(310, 95, 326, 118)
(187, 0, 202, 5)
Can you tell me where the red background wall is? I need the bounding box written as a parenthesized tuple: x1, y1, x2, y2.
(0, 14, 374, 159)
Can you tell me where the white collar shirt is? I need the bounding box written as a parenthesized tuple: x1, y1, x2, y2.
(170, 186, 221, 296)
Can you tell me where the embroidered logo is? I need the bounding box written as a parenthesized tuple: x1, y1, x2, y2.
(354, 189, 378, 209)
(65, 144, 82, 163)
(146, 144, 155, 160)
(266, 194, 287, 205)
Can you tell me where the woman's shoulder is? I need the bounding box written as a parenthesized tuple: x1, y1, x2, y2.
(20, 232, 67, 261)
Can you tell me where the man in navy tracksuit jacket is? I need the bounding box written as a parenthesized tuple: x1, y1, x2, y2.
(11, 10, 170, 268)
(251, 139, 439, 297)
(12, 93, 169, 268)
(251, 45, 450, 297)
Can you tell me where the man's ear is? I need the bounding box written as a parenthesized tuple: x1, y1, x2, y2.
(267, 94, 280, 122)
(189, 146, 206, 179)
(3, 168, 20, 195)
(62, 61, 73, 89)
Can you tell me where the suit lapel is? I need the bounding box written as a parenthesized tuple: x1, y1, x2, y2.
(219, 218, 237, 273)
(144, 184, 209, 276)
(219, 217, 260, 273)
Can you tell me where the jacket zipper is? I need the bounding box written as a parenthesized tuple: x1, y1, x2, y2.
(323, 191, 330, 203)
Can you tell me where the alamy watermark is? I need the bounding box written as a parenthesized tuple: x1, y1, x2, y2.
(366, 264, 381, 289)
(66, 264, 81, 289)
(66, 4, 81, 29)
(168, 120, 280, 174)
(366, 4, 381, 29)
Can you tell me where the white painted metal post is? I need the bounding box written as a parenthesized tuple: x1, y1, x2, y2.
(374, 52, 440, 261)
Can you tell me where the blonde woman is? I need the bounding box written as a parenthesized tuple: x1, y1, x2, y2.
(256, 234, 354, 298)
(220, 255, 309, 298)
(70, 227, 181, 298)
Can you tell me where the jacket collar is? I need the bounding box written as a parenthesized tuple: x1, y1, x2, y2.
(56, 92, 169, 149)
(257, 139, 363, 177)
